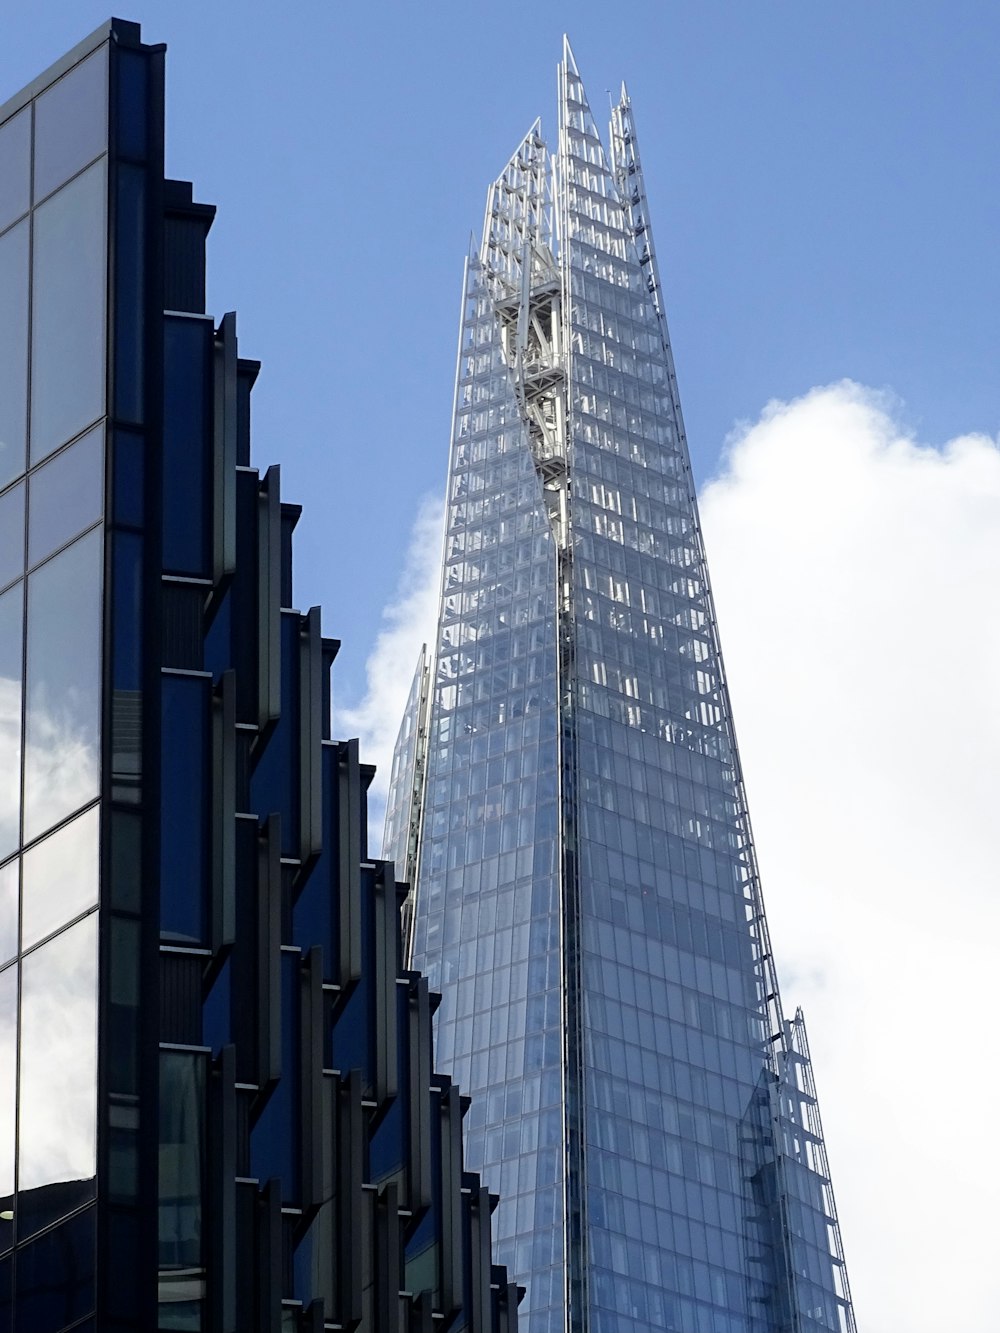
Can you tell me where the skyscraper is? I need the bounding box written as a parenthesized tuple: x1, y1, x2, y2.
(385, 40, 855, 1333)
(1, 21, 516, 1332)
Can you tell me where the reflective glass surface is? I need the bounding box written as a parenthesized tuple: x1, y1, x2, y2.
(30, 158, 107, 464)
(21, 803, 99, 950)
(0, 862, 15, 969)
(557, 67, 768, 1332)
(0, 964, 14, 1224)
(27, 424, 104, 567)
(0, 584, 23, 862)
(0, 107, 30, 232)
(14, 1206, 96, 1331)
(23, 528, 103, 842)
(0, 483, 24, 593)
(32, 44, 108, 203)
(162, 315, 211, 575)
(160, 674, 210, 944)
(398, 49, 855, 1333)
(0, 44, 110, 1313)
(0, 218, 29, 488)
(18, 912, 98, 1204)
(158, 1051, 206, 1328)
(382, 646, 426, 886)
(401, 241, 567, 1329)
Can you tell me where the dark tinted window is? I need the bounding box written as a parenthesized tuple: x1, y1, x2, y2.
(14, 1206, 96, 1331)
(162, 316, 212, 575)
(160, 673, 210, 943)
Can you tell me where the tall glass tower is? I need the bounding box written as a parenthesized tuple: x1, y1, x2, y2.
(385, 40, 855, 1333)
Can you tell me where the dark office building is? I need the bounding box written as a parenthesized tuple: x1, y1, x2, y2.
(0, 20, 517, 1333)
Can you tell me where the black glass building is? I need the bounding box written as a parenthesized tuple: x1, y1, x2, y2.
(0, 20, 517, 1333)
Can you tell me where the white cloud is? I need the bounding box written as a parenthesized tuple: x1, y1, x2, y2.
(336, 492, 444, 846)
(699, 381, 1000, 1333)
(346, 382, 1000, 1329)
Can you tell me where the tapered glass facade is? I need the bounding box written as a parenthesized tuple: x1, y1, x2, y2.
(386, 42, 855, 1333)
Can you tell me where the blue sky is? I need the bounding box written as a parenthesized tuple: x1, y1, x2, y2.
(5, 5, 1000, 1330)
(6, 0, 997, 706)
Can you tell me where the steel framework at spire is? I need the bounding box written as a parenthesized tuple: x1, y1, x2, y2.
(385, 39, 855, 1333)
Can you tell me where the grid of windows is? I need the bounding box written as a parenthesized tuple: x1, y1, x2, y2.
(392, 41, 855, 1333)
(0, 39, 110, 1317)
(406, 252, 567, 1329)
(558, 62, 768, 1333)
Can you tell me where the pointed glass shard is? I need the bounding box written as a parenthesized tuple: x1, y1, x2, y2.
(385, 43, 857, 1333)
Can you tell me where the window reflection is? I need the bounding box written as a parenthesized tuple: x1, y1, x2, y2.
(0, 862, 15, 970)
(24, 528, 102, 843)
(18, 913, 98, 1209)
(0, 964, 15, 1234)
(14, 1206, 96, 1328)
(0, 106, 30, 232)
(158, 1050, 206, 1329)
(0, 583, 23, 862)
(28, 425, 103, 567)
(30, 159, 107, 465)
(160, 675, 209, 944)
(21, 804, 99, 950)
(0, 482, 24, 593)
(0, 219, 29, 488)
(32, 44, 108, 203)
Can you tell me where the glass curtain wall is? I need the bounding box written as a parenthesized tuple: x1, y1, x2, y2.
(391, 39, 855, 1333)
(559, 59, 768, 1332)
(400, 238, 567, 1327)
(0, 38, 110, 1317)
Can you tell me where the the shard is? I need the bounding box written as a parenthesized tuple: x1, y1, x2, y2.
(385, 40, 855, 1333)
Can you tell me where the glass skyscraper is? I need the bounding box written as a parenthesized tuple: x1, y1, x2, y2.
(385, 40, 855, 1333)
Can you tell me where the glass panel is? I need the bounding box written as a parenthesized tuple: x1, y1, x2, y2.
(0, 862, 15, 970)
(0, 106, 30, 233)
(0, 964, 15, 1247)
(0, 1253, 9, 1333)
(111, 531, 143, 803)
(17, 913, 98, 1224)
(0, 583, 23, 863)
(21, 804, 99, 950)
(27, 425, 103, 567)
(0, 218, 29, 488)
(0, 483, 24, 593)
(395, 64, 855, 1332)
(107, 916, 140, 1097)
(158, 1050, 206, 1329)
(13, 1207, 96, 1331)
(23, 528, 102, 843)
(32, 44, 108, 202)
(30, 158, 107, 465)
(160, 674, 209, 944)
(162, 316, 211, 575)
